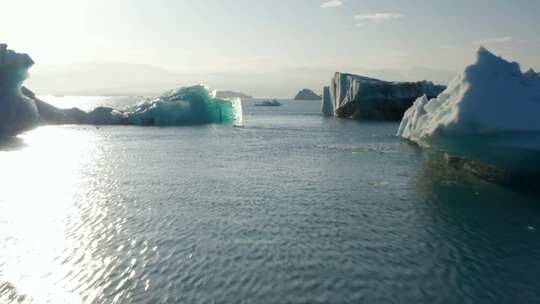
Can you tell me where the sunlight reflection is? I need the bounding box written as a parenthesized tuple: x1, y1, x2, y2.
(0, 126, 100, 303)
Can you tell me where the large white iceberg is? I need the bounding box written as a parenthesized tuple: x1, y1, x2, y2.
(398, 47, 540, 175)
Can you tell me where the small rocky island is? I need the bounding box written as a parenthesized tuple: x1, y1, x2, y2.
(322, 73, 445, 120)
(294, 89, 322, 100)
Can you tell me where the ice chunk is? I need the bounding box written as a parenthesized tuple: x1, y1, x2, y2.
(0, 44, 39, 137)
(126, 85, 242, 126)
(1, 45, 241, 131)
(398, 47, 540, 175)
(321, 86, 333, 116)
(33, 84, 243, 127)
(323, 72, 445, 120)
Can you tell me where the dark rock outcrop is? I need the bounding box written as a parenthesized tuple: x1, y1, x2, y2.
(294, 89, 322, 100)
(324, 72, 446, 121)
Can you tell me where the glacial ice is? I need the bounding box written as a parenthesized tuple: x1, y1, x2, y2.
(0, 44, 242, 135)
(25, 84, 243, 127)
(0, 44, 39, 137)
(127, 85, 242, 126)
(398, 47, 540, 175)
(322, 86, 333, 116)
(324, 72, 445, 120)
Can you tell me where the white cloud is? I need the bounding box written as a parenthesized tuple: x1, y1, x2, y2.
(473, 36, 512, 45)
(354, 13, 404, 21)
(320, 0, 343, 9)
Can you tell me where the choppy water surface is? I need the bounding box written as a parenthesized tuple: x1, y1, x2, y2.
(1, 99, 540, 303)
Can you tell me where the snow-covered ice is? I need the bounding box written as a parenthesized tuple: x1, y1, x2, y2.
(398, 47, 540, 175)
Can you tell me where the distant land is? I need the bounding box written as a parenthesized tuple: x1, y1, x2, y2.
(294, 89, 322, 100)
(26, 62, 457, 98)
(215, 90, 253, 99)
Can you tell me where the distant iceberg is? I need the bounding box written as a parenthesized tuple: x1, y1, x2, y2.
(398, 47, 540, 176)
(0, 44, 39, 137)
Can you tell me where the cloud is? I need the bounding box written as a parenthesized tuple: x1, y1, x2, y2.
(473, 36, 512, 45)
(354, 13, 404, 21)
(320, 0, 343, 8)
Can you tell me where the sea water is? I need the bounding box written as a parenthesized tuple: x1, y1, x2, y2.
(1, 98, 539, 303)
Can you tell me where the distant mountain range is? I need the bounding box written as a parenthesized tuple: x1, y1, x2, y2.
(215, 90, 253, 99)
(26, 61, 457, 97)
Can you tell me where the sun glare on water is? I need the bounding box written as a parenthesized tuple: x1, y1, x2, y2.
(0, 126, 103, 303)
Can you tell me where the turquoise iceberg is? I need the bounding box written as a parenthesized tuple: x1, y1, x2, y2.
(127, 85, 243, 126)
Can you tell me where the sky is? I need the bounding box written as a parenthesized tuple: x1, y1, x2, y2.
(2, 0, 540, 96)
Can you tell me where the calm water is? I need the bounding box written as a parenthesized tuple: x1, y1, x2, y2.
(1, 98, 540, 303)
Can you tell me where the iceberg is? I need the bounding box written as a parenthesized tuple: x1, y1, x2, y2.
(0, 44, 39, 137)
(35, 85, 243, 127)
(398, 47, 540, 176)
(322, 86, 333, 116)
(24, 85, 243, 127)
(0, 44, 242, 136)
(323, 72, 445, 120)
(126, 85, 242, 126)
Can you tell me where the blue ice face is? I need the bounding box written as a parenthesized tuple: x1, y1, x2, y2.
(0, 65, 39, 137)
(0, 66, 28, 93)
(126, 85, 241, 126)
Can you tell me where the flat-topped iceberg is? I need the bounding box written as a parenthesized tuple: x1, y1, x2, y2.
(398, 48, 540, 176)
(323, 72, 445, 121)
(0, 44, 39, 137)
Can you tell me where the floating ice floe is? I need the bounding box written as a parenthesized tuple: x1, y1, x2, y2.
(398, 47, 540, 176)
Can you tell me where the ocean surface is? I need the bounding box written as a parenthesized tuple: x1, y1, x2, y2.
(1, 97, 540, 303)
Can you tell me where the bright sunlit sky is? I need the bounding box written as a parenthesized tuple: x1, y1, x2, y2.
(3, 0, 540, 95)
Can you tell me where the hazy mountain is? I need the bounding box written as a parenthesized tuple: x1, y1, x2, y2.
(215, 90, 253, 99)
(27, 62, 187, 96)
(26, 62, 456, 98)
